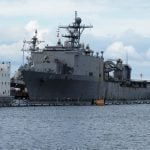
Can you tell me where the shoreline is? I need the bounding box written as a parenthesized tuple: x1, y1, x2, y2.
(1, 98, 150, 107)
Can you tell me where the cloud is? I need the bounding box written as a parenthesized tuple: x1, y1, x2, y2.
(1, 0, 149, 18)
(0, 20, 51, 75)
(1, 18, 150, 79)
(116, 29, 150, 51)
(24, 20, 50, 41)
(103, 41, 150, 80)
(0, 0, 150, 80)
(0, 0, 109, 17)
(0, 41, 22, 75)
(25, 21, 39, 32)
(146, 48, 150, 59)
(105, 41, 143, 61)
(1, 0, 150, 38)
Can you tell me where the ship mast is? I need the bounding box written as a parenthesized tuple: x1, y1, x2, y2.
(59, 11, 93, 48)
(21, 30, 44, 65)
(25, 30, 44, 51)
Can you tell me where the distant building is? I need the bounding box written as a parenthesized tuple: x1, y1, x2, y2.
(0, 62, 11, 97)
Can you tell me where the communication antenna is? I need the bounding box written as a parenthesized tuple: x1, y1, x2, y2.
(57, 28, 60, 38)
(59, 11, 93, 48)
(25, 30, 44, 51)
(21, 30, 44, 65)
(75, 10, 77, 20)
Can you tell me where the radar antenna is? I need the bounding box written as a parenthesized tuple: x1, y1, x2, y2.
(21, 30, 44, 65)
(24, 30, 44, 51)
(59, 11, 93, 48)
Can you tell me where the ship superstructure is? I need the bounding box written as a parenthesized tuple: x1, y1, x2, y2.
(21, 12, 150, 105)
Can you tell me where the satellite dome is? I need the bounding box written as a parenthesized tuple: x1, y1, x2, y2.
(75, 17, 82, 24)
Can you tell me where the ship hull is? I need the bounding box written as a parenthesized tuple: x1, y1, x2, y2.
(22, 70, 150, 105)
(22, 70, 105, 105)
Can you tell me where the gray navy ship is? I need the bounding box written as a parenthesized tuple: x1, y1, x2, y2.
(21, 12, 150, 105)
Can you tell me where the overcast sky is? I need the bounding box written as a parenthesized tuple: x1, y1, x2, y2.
(1, 0, 150, 79)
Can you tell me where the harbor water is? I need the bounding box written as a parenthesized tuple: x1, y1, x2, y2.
(0, 105, 150, 150)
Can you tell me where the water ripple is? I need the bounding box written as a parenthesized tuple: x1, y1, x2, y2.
(0, 105, 150, 149)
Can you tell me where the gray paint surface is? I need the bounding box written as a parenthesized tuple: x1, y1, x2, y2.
(21, 13, 150, 104)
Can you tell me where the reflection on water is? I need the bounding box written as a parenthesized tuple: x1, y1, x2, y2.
(0, 105, 150, 150)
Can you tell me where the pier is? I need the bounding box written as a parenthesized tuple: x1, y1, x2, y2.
(1, 98, 150, 107)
